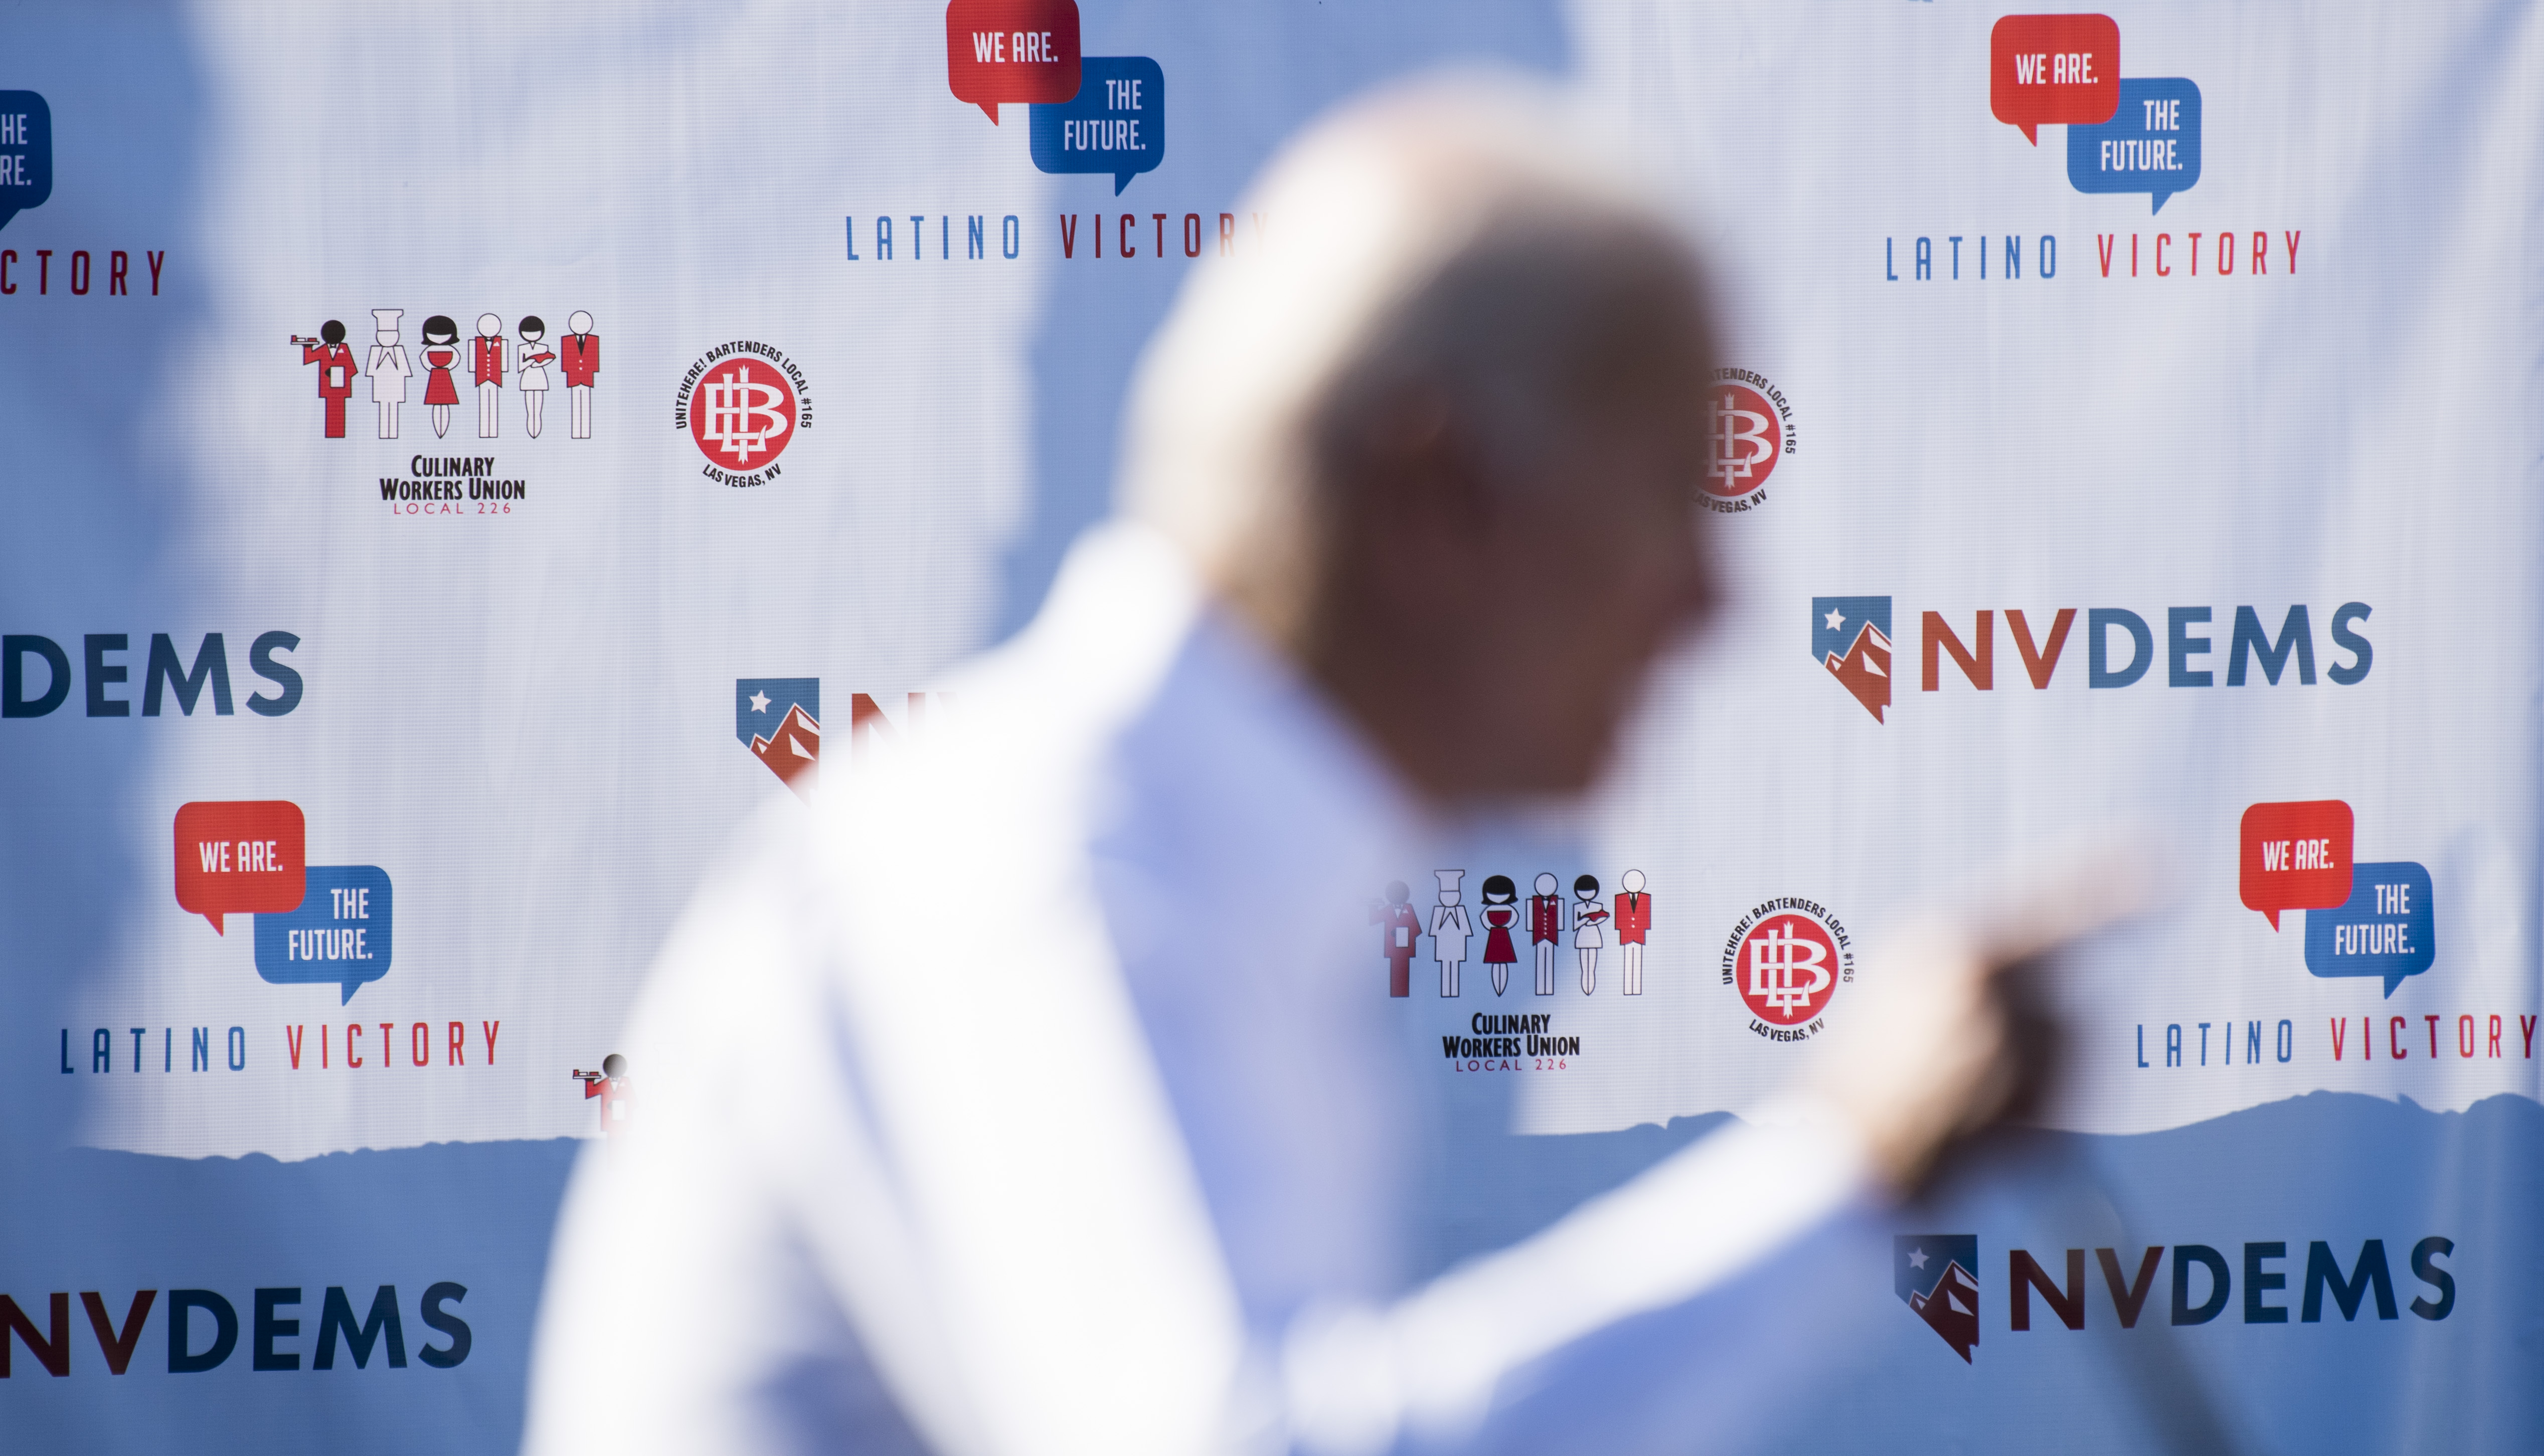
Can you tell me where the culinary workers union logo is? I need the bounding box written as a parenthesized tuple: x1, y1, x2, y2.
(1702, 368, 1796, 513)
(675, 340, 814, 487)
(1721, 896, 1852, 1040)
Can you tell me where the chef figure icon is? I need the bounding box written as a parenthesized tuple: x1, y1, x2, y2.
(471, 312, 506, 438)
(1571, 873, 1609, 995)
(1616, 868, 1652, 996)
(291, 319, 358, 439)
(1430, 869, 1472, 998)
(1529, 872, 1563, 995)
(1370, 879, 1422, 999)
(366, 309, 411, 440)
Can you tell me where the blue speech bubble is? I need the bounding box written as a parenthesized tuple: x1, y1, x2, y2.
(0, 92, 53, 233)
(2304, 861, 2433, 997)
(2067, 77, 2200, 213)
(1029, 56, 1163, 195)
(254, 865, 393, 1003)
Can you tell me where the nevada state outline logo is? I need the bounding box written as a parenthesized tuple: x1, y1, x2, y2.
(737, 678, 821, 802)
(1896, 1233, 1980, 1363)
(1813, 596, 1893, 722)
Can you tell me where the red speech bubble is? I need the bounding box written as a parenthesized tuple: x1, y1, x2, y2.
(174, 800, 306, 935)
(1990, 14, 2121, 144)
(946, 0, 1081, 124)
(2239, 800, 2353, 931)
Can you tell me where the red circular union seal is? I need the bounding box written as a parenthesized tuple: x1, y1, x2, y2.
(1731, 907, 1842, 1027)
(688, 350, 798, 471)
(1702, 370, 1792, 511)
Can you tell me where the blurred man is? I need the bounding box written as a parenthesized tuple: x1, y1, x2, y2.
(526, 78, 2097, 1456)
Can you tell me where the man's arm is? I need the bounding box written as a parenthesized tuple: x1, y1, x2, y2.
(1283, 1100, 1869, 1454)
(524, 810, 946, 1456)
(1282, 851, 2146, 1454)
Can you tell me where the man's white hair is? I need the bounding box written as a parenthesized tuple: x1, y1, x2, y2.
(1118, 74, 1704, 638)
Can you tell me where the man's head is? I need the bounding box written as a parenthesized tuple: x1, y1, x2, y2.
(319, 318, 345, 345)
(1122, 77, 1720, 803)
(602, 1053, 625, 1079)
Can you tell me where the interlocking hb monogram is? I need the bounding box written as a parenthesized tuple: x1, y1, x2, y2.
(701, 363, 792, 464)
(1747, 920, 1831, 1020)
(1707, 388, 1775, 487)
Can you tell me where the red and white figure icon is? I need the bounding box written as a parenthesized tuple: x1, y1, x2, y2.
(1701, 368, 1796, 512)
(1723, 896, 1852, 1039)
(291, 319, 359, 439)
(573, 1053, 633, 1138)
(678, 340, 812, 486)
(472, 313, 507, 439)
(561, 310, 599, 440)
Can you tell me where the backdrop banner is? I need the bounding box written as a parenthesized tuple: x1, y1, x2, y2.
(4, 2, 2539, 1450)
